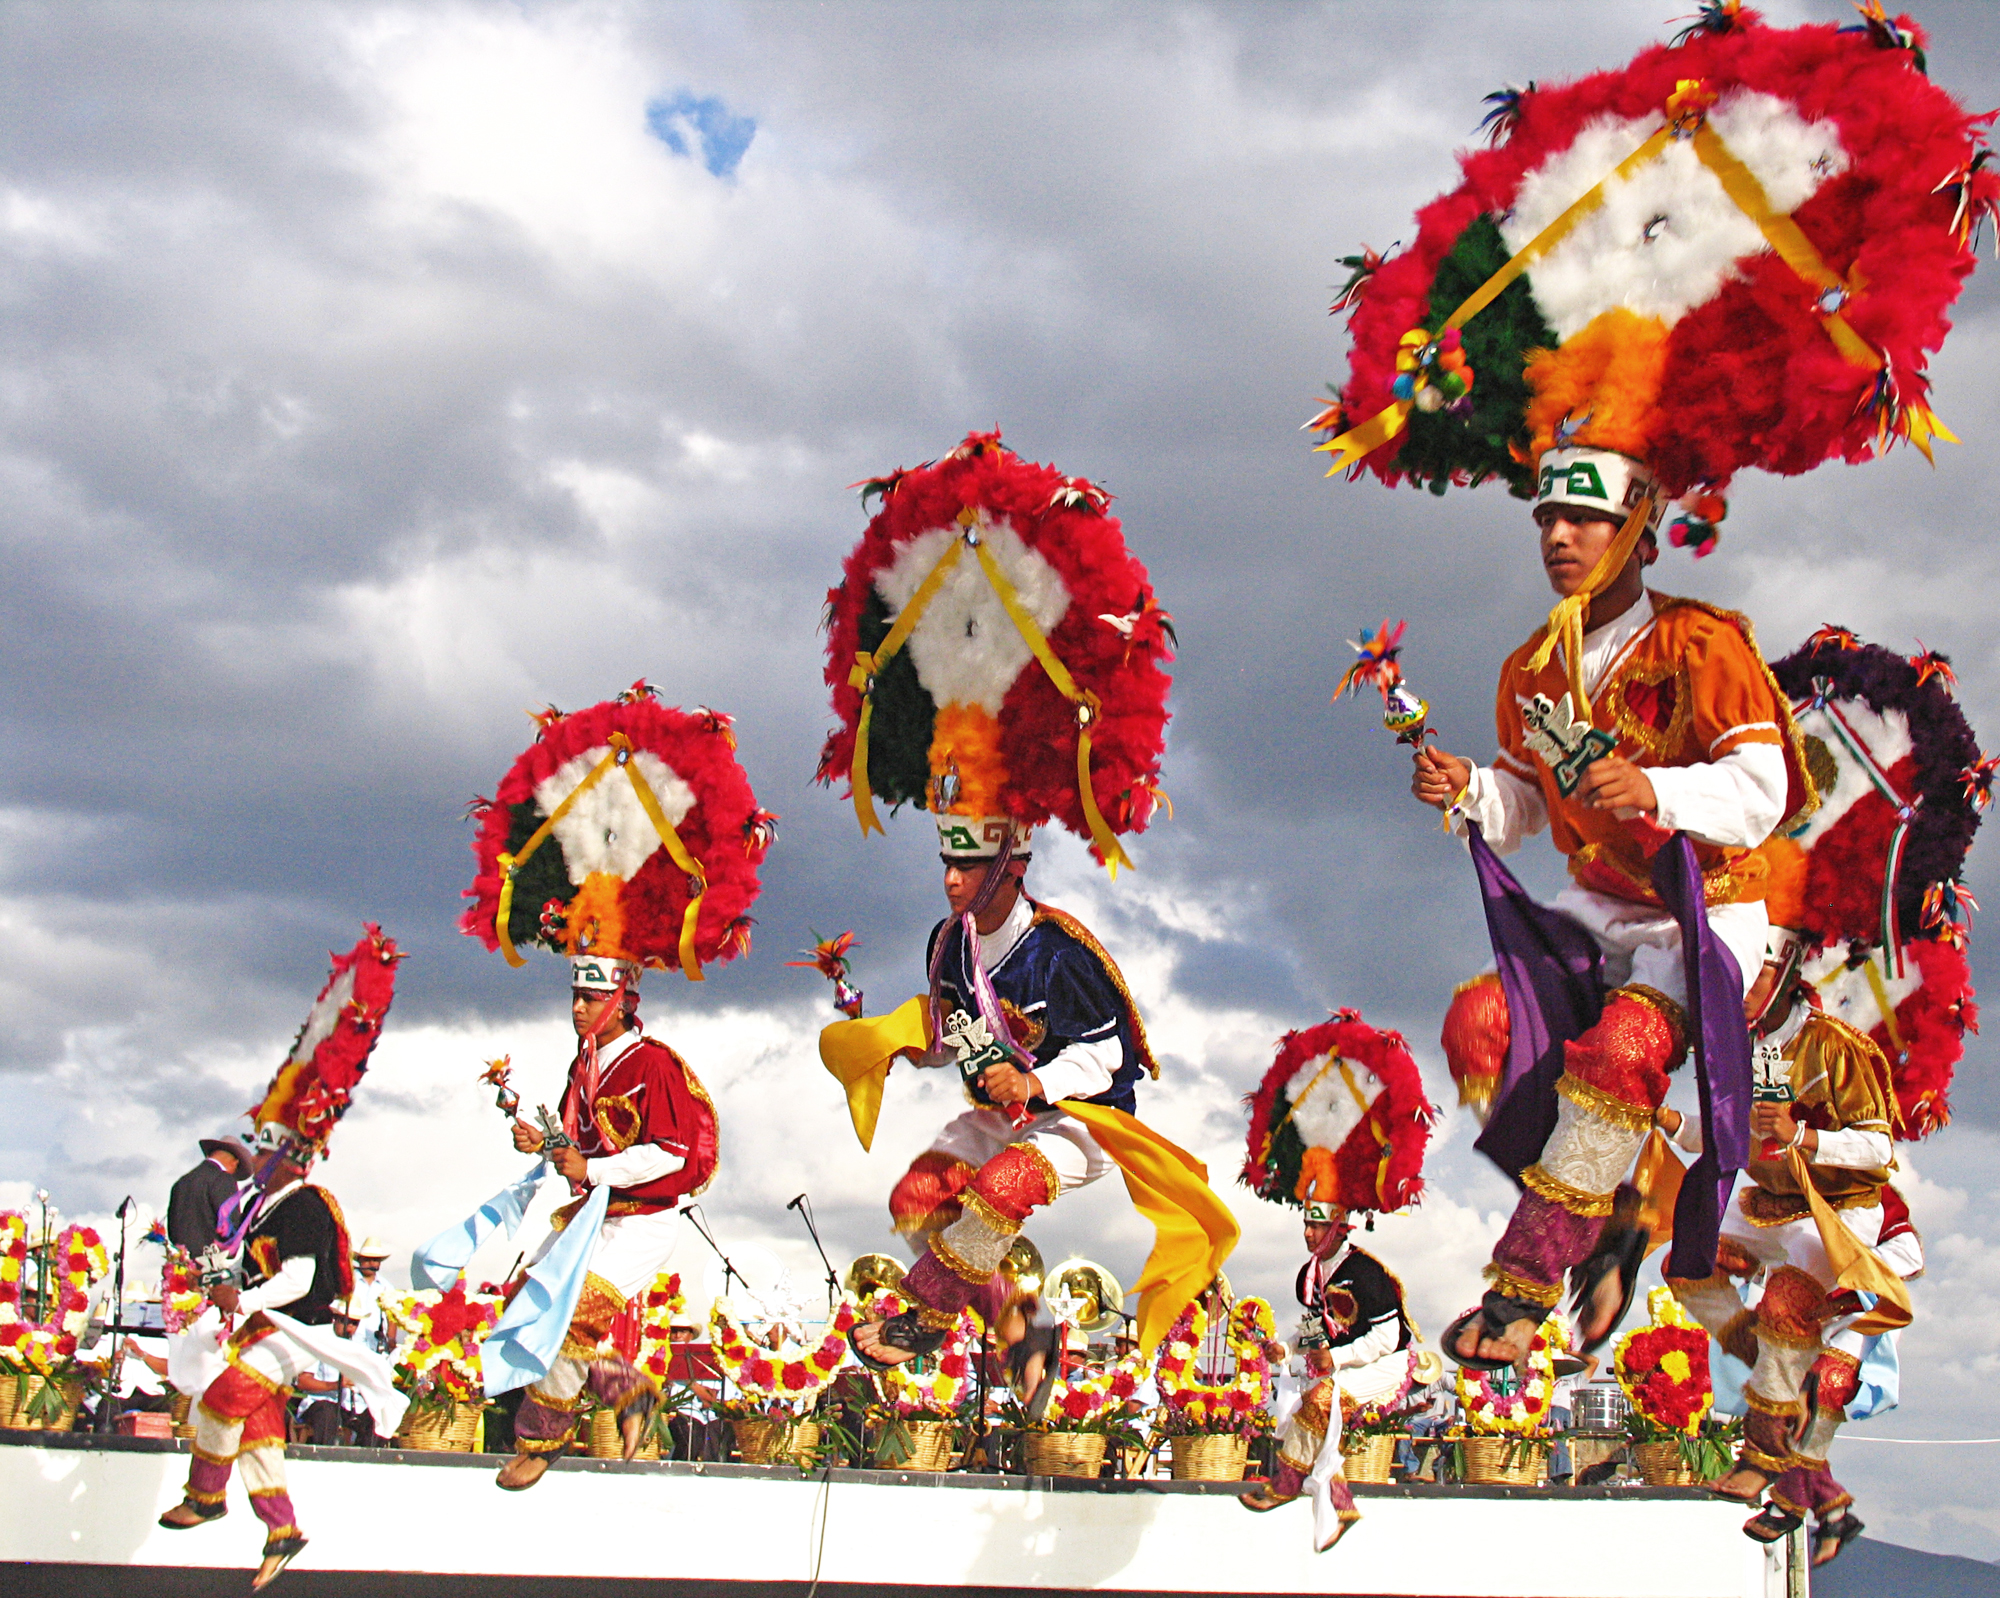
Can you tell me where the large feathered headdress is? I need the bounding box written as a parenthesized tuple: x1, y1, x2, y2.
(816, 431, 1173, 873)
(462, 685, 773, 982)
(1315, 8, 1996, 508)
(1765, 630, 1983, 1138)
(250, 924, 403, 1161)
(1242, 1010, 1437, 1216)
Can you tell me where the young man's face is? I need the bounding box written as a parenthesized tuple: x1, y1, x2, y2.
(1303, 1216, 1352, 1255)
(1536, 507, 1629, 598)
(355, 1259, 382, 1280)
(571, 987, 627, 1037)
(942, 858, 1022, 919)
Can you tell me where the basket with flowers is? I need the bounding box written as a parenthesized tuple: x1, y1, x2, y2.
(382, 1281, 502, 1418)
(0, 1209, 108, 1428)
(710, 1296, 862, 1466)
(1153, 1296, 1277, 1437)
(160, 1246, 209, 1334)
(1615, 1287, 1734, 1482)
(1446, 1312, 1566, 1481)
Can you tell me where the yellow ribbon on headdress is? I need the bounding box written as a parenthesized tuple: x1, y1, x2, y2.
(1319, 80, 1954, 477)
(1523, 491, 1656, 721)
(846, 511, 1134, 876)
(1318, 123, 1676, 477)
(493, 732, 709, 981)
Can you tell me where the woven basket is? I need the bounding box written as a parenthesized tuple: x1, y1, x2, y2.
(733, 1417, 821, 1466)
(169, 1389, 197, 1440)
(395, 1401, 482, 1453)
(587, 1408, 662, 1461)
(1341, 1432, 1402, 1484)
(897, 1419, 955, 1473)
(1632, 1439, 1708, 1487)
(1024, 1430, 1107, 1478)
(1460, 1435, 1548, 1486)
(1167, 1433, 1250, 1482)
(0, 1374, 83, 1432)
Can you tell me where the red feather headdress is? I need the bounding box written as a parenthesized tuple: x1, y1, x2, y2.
(1241, 1010, 1436, 1215)
(1317, 9, 1996, 505)
(250, 924, 403, 1160)
(817, 431, 1173, 872)
(462, 688, 772, 980)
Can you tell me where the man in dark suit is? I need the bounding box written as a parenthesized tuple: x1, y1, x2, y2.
(166, 1130, 251, 1253)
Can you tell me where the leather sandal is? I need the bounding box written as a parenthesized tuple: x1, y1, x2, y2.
(849, 1311, 947, 1372)
(1813, 1511, 1865, 1566)
(158, 1499, 228, 1530)
(252, 1534, 309, 1590)
(1742, 1504, 1805, 1545)
(1442, 1291, 1543, 1371)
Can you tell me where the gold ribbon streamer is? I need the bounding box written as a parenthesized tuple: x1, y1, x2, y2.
(847, 534, 971, 837)
(1862, 955, 1907, 1061)
(1686, 123, 1878, 370)
(1523, 493, 1656, 720)
(1335, 1059, 1395, 1209)
(967, 537, 1134, 876)
(492, 742, 628, 968)
(610, 734, 709, 983)
(1316, 124, 1677, 478)
(490, 732, 710, 981)
(1785, 1147, 1912, 1339)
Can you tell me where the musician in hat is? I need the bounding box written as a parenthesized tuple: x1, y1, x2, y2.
(166, 1129, 252, 1255)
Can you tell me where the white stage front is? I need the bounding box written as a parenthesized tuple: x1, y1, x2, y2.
(1, 1433, 1799, 1597)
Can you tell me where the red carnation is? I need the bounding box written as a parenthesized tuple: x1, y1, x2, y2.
(1062, 1390, 1092, 1421)
(746, 1360, 776, 1389)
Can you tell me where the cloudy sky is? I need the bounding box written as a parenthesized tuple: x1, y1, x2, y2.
(4, 0, 1999, 1559)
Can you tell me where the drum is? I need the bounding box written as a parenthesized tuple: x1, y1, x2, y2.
(1570, 1381, 1629, 1432)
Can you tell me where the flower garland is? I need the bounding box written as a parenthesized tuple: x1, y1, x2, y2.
(1615, 1287, 1714, 1437)
(1034, 1338, 1155, 1433)
(0, 1214, 108, 1372)
(709, 1297, 859, 1404)
(382, 1282, 502, 1406)
(160, 1246, 208, 1334)
(1153, 1297, 1277, 1435)
(877, 1306, 981, 1418)
(632, 1272, 687, 1384)
(1455, 1313, 1567, 1436)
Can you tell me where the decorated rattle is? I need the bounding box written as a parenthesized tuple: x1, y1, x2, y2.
(1334, 619, 1433, 748)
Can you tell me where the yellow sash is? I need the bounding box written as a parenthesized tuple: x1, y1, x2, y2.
(817, 1002, 1238, 1353)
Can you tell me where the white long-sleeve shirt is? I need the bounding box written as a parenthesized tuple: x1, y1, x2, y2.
(1450, 588, 1789, 856)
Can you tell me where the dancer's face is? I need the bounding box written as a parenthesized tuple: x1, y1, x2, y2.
(1303, 1216, 1352, 1256)
(571, 987, 631, 1039)
(942, 858, 1024, 923)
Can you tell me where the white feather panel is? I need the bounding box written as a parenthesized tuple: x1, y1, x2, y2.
(289, 965, 357, 1065)
(1790, 701, 1913, 845)
(1805, 944, 1921, 1035)
(1283, 1051, 1385, 1153)
(532, 745, 697, 884)
(873, 516, 1071, 712)
(1501, 91, 1848, 340)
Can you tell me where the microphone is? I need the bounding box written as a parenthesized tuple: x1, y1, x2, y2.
(786, 1194, 807, 1212)
(115, 1197, 134, 1219)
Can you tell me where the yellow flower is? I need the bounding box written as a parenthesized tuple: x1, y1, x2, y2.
(1660, 1349, 1692, 1383)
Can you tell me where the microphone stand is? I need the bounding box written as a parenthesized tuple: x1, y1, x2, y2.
(95, 1198, 135, 1434)
(785, 1195, 840, 1314)
(681, 1206, 740, 1405)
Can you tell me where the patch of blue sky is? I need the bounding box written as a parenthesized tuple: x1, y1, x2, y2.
(645, 90, 756, 179)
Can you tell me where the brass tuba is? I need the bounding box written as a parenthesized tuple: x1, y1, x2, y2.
(1045, 1258, 1124, 1335)
(997, 1235, 1045, 1300)
(841, 1253, 907, 1299)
